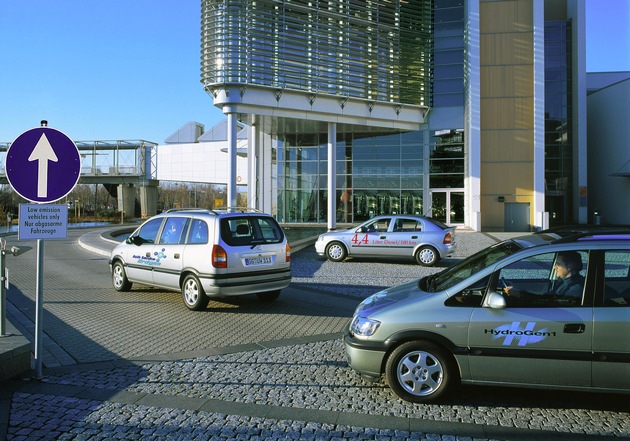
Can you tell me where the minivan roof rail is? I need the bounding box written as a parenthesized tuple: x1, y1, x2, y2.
(164, 208, 219, 214)
(549, 230, 630, 244)
(216, 207, 265, 213)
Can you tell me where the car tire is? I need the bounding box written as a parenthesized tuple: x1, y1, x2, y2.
(256, 290, 281, 302)
(112, 261, 132, 292)
(385, 340, 457, 403)
(182, 274, 209, 311)
(415, 246, 438, 266)
(325, 242, 347, 262)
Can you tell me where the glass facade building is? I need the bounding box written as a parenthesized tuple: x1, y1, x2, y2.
(276, 0, 466, 226)
(200, 0, 587, 230)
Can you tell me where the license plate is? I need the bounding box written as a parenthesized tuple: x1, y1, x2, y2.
(245, 256, 272, 266)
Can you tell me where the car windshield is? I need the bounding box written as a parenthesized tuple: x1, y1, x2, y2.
(424, 240, 523, 292)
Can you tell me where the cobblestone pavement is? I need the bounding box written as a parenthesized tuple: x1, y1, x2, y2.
(1, 229, 629, 440)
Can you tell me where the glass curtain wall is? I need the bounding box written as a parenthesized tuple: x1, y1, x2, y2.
(428, 0, 465, 225)
(432, 0, 465, 108)
(544, 20, 573, 226)
(276, 131, 426, 224)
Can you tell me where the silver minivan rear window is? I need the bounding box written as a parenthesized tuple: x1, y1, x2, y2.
(220, 216, 284, 246)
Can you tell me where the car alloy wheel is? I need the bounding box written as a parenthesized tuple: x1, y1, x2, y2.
(326, 242, 347, 262)
(385, 341, 455, 403)
(182, 274, 209, 311)
(415, 246, 438, 266)
(112, 261, 132, 292)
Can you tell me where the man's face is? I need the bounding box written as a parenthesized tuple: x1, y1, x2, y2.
(555, 256, 571, 279)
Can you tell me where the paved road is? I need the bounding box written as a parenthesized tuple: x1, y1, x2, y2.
(1, 228, 629, 440)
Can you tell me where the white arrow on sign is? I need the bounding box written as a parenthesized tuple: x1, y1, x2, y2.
(28, 133, 59, 198)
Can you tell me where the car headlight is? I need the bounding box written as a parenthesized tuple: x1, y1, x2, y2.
(350, 316, 381, 337)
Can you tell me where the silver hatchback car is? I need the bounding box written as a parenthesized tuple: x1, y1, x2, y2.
(315, 215, 456, 266)
(109, 208, 291, 310)
(344, 230, 630, 402)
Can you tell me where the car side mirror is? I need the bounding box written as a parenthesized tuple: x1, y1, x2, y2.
(486, 292, 507, 309)
(128, 236, 144, 246)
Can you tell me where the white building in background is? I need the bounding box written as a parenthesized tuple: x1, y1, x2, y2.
(158, 121, 249, 186)
(156, 120, 278, 213)
(587, 75, 630, 225)
(156, 121, 248, 208)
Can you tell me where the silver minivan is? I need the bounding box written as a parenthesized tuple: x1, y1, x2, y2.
(109, 208, 291, 310)
(344, 230, 630, 402)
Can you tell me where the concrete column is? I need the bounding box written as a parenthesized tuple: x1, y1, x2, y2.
(227, 113, 237, 208)
(139, 185, 158, 218)
(117, 184, 136, 219)
(248, 124, 258, 210)
(327, 123, 337, 230)
(465, 0, 481, 232)
(261, 131, 274, 215)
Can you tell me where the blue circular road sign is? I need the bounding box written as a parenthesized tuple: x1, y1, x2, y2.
(6, 126, 81, 203)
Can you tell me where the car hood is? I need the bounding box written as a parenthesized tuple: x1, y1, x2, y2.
(355, 278, 435, 316)
(321, 227, 356, 237)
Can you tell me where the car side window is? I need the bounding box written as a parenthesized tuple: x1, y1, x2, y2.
(397, 218, 422, 232)
(603, 250, 630, 306)
(497, 251, 588, 307)
(445, 275, 490, 307)
(159, 217, 188, 244)
(131, 218, 163, 245)
(188, 219, 209, 244)
(366, 218, 391, 232)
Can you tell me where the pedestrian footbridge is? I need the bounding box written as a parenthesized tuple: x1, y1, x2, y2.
(0, 140, 159, 217)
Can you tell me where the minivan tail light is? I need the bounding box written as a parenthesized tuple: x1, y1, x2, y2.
(286, 242, 291, 263)
(212, 244, 227, 268)
(443, 232, 452, 245)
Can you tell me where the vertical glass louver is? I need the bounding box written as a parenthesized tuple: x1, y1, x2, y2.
(201, 0, 432, 106)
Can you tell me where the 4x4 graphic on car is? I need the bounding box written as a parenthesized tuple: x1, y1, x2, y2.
(109, 208, 291, 311)
(344, 229, 630, 403)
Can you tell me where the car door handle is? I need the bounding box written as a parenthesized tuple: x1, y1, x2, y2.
(564, 323, 585, 334)
(174, 253, 180, 259)
(380, 235, 386, 239)
(411, 235, 418, 239)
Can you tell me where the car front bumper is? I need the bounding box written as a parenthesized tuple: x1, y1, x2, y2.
(343, 332, 386, 381)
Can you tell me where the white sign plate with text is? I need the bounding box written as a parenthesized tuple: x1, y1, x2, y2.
(19, 204, 68, 240)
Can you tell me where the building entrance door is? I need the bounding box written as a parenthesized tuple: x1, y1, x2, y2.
(430, 190, 464, 225)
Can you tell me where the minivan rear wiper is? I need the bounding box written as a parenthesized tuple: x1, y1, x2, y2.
(249, 239, 268, 248)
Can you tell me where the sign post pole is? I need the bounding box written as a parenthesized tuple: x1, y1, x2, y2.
(6, 121, 81, 379)
(34, 240, 44, 379)
(0, 243, 6, 337)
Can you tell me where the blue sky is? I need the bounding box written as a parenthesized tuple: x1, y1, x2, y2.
(1, 1, 628, 143)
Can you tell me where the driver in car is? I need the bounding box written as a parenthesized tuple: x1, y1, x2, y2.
(548, 251, 584, 299)
(501, 251, 584, 305)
